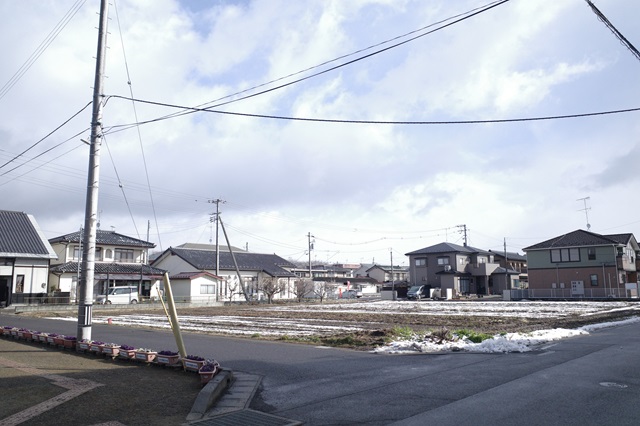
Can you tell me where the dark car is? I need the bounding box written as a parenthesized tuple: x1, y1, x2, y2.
(406, 285, 431, 300)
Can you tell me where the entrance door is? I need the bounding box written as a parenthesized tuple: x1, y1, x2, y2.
(0, 277, 10, 307)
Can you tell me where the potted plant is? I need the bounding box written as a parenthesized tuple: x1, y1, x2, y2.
(182, 354, 206, 372)
(102, 342, 120, 356)
(198, 359, 220, 385)
(30, 331, 42, 342)
(77, 338, 92, 351)
(134, 347, 157, 363)
(17, 328, 31, 340)
(156, 350, 180, 366)
(38, 332, 49, 343)
(89, 340, 105, 354)
(62, 335, 77, 349)
(118, 344, 136, 360)
(47, 333, 62, 346)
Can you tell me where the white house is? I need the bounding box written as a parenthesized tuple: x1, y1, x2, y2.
(151, 245, 297, 302)
(0, 210, 57, 307)
(48, 229, 165, 303)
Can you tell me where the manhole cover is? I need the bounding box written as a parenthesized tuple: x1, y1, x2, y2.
(600, 382, 628, 389)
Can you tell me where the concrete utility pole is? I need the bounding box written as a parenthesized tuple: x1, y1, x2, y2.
(77, 0, 109, 341)
(457, 224, 468, 246)
(308, 232, 314, 280)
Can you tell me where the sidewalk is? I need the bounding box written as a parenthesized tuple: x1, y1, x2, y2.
(0, 337, 205, 425)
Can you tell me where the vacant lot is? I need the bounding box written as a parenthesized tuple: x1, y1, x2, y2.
(67, 299, 640, 350)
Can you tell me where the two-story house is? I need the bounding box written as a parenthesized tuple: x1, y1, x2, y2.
(489, 250, 528, 288)
(366, 264, 409, 284)
(405, 242, 519, 296)
(48, 229, 165, 303)
(523, 229, 640, 298)
(0, 210, 57, 307)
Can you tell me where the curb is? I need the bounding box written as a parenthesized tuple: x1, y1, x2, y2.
(187, 368, 235, 422)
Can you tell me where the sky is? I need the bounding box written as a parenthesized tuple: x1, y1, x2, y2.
(1, 0, 639, 267)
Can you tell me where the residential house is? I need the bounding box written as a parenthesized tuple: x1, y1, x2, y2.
(405, 242, 519, 296)
(0, 210, 57, 307)
(523, 229, 640, 298)
(151, 245, 297, 302)
(48, 229, 165, 303)
(366, 264, 409, 284)
(489, 250, 528, 287)
(167, 271, 223, 303)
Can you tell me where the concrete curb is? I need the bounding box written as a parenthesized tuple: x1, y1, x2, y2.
(186, 368, 235, 422)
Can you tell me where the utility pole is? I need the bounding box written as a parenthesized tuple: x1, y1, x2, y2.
(208, 199, 225, 277)
(457, 224, 468, 246)
(390, 248, 395, 295)
(77, 0, 109, 342)
(504, 237, 509, 291)
(308, 232, 314, 281)
(218, 215, 250, 301)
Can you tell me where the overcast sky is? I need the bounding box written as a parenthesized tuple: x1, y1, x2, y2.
(1, 0, 639, 266)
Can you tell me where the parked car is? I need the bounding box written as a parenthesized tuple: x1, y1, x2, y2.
(96, 286, 139, 304)
(407, 285, 431, 300)
(341, 289, 363, 299)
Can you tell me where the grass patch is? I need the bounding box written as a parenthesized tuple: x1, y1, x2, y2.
(391, 326, 415, 341)
(454, 329, 493, 343)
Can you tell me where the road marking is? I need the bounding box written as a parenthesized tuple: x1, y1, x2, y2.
(0, 356, 104, 426)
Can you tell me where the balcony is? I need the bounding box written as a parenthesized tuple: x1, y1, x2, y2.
(466, 262, 500, 276)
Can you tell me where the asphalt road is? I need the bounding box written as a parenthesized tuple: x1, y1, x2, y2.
(2, 312, 639, 425)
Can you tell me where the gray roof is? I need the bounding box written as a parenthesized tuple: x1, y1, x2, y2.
(50, 262, 166, 276)
(0, 210, 56, 259)
(170, 271, 222, 280)
(49, 230, 155, 248)
(154, 247, 296, 278)
(523, 229, 630, 251)
(366, 264, 410, 273)
(489, 250, 527, 261)
(405, 242, 491, 256)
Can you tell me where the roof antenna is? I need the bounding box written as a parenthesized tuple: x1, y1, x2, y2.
(577, 196, 591, 230)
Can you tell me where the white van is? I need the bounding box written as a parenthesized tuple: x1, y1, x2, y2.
(96, 286, 139, 304)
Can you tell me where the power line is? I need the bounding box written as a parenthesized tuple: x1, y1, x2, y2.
(103, 0, 511, 134)
(585, 0, 640, 62)
(0, 0, 88, 101)
(107, 95, 640, 126)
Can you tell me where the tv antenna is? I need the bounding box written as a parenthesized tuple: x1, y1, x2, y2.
(577, 196, 591, 230)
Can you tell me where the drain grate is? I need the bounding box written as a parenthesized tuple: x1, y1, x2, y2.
(190, 409, 301, 426)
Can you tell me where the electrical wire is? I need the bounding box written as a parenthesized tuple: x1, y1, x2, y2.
(585, 0, 640, 62)
(0, 0, 87, 101)
(103, 0, 511, 134)
(0, 101, 92, 173)
(107, 95, 640, 126)
(113, 0, 162, 250)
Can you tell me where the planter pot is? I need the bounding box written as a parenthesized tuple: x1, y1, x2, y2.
(102, 346, 120, 357)
(10, 329, 18, 337)
(182, 359, 205, 372)
(17, 331, 25, 339)
(30, 333, 40, 342)
(62, 339, 76, 349)
(38, 335, 48, 344)
(199, 370, 216, 385)
(134, 351, 157, 362)
(77, 341, 91, 351)
(89, 344, 103, 354)
(118, 349, 136, 360)
(47, 336, 58, 345)
(156, 354, 180, 366)
(53, 337, 65, 347)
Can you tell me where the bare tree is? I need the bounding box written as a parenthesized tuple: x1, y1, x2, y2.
(226, 277, 240, 302)
(257, 276, 286, 304)
(313, 281, 330, 303)
(292, 279, 312, 302)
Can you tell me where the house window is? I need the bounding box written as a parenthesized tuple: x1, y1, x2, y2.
(459, 258, 465, 265)
(95, 247, 103, 261)
(15, 275, 24, 293)
(437, 257, 449, 265)
(114, 248, 134, 262)
(478, 257, 487, 264)
(588, 249, 596, 260)
(590, 274, 598, 286)
(550, 248, 580, 263)
(105, 249, 113, 260)
(73, 245, 81, 260)
(200, 284, 216, 295)
(416, 258, 426, 267)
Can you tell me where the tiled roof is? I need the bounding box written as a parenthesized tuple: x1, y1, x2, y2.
(49, 230, 154, 248)
(50, 262, 165, 276)
(523, 229, 625, 251)
(366, 264, 410, 273)
(604, 233, 633, 245)
(405, 242, 478, 256)
(156, 247, 296, 277)
(170, 271, 222, 280)
(489, 250, 527, 261)
(0, 210, 56, 258)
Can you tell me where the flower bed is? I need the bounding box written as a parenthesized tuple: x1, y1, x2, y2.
(102, 343, 120, 357)
(182, 355, 205, 372)
(118, 344, 136, 360)
(62, 336, 76, 349)
(134, 348, 157, 363)
(156, 350, 180, 366)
